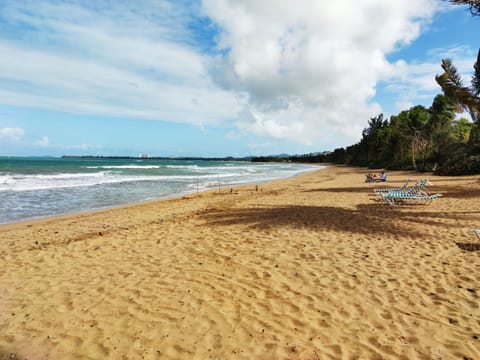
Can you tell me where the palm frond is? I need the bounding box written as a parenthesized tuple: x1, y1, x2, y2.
(448, 0, 480, 16)
(440, 59, 465, 88)
(436, 58, 480, 121)
(472, 48, 480, 96)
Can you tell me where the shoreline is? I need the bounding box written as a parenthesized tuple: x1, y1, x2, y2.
(1, 165, 479, 359)
(0, 162, 323, 226)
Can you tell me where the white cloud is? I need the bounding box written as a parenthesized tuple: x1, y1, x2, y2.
(0, 0, 446, 149)
(202, 0, 439, 145)
(383, 47, 478, 112)
(0, 1, 243, 126)
(248, 141, 274, 154)
(46, 142, 104, 151)
(225, 131, 241, 139)
(63, 143, 103, 151)
(31, 133, 103, 150)
(0, 127, 24, 141)
(35, 136, 49, 147)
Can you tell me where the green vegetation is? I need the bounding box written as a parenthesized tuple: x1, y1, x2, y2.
(322, 92, 478, 175)
(253, 52, 480, 175)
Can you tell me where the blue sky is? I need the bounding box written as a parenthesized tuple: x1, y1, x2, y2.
(0, 0, 479, 157)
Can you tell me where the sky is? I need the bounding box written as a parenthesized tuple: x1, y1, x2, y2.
(0, 0, 479, 157)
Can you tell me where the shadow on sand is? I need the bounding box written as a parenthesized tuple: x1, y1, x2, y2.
(198, 202, 478, 240)
(456, 242, 480, 252)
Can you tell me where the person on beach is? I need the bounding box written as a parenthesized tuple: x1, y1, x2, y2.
(365, 171, 386, 182)
(365, 173, 379, 182)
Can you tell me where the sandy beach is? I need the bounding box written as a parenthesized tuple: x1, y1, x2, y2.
(1, 165, 479, 359)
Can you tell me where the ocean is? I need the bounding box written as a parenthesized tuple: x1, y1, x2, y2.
(0, 157, 321, 224)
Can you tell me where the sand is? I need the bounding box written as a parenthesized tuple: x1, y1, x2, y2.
(0, 165, 479, 360)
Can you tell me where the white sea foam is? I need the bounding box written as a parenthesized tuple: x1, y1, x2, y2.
(84, 165, 161, 169)
(0, 172, 115, 192)
(0, 171, 247, 192)
(165, 165, 199, 169)
(166, 164, 261, 174)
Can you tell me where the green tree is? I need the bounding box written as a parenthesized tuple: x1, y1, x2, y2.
(360, 113, 388, 165)
(389, 106, 431, 171)
(426, 95, 456, 170)
(388, 113, 410, 167)
(452, 117, 472, 142)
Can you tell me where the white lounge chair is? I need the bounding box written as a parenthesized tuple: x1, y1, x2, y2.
(376, 178, 429, 199)
(381, 190, 442, 205)
(374, 178, 411, 195)
(380, 179, 440, 205)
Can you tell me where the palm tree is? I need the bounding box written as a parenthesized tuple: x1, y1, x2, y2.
(473, 48, 480, 96)
(448, 0, 480, 16)
(436, 50, 480, 154)
(440, 1, 480, 155)
(435, 49, 480, 123)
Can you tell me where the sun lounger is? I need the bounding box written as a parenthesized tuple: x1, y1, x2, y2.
(379, 178, 436, 205)
(381, 190, 442, 205)
(374, 178, 411, 195)
(375, 178, 429, 199)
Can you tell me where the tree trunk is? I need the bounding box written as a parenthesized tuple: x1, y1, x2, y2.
(411, 141, 417, 171)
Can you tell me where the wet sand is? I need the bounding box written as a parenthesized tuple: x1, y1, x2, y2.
(1, 165, 479, 359)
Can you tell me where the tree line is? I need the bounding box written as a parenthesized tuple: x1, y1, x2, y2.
(288, 91, 479, 175)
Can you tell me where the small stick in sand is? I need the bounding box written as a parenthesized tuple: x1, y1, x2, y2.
(474, 228, 480, 241)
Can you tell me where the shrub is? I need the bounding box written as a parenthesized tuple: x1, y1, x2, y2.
(435, 155, 480, 175)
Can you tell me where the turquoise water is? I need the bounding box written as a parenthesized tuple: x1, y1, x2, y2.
(0, 157, 321, 224)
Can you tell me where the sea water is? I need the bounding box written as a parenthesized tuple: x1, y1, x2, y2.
(0, 157, 321, 224)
